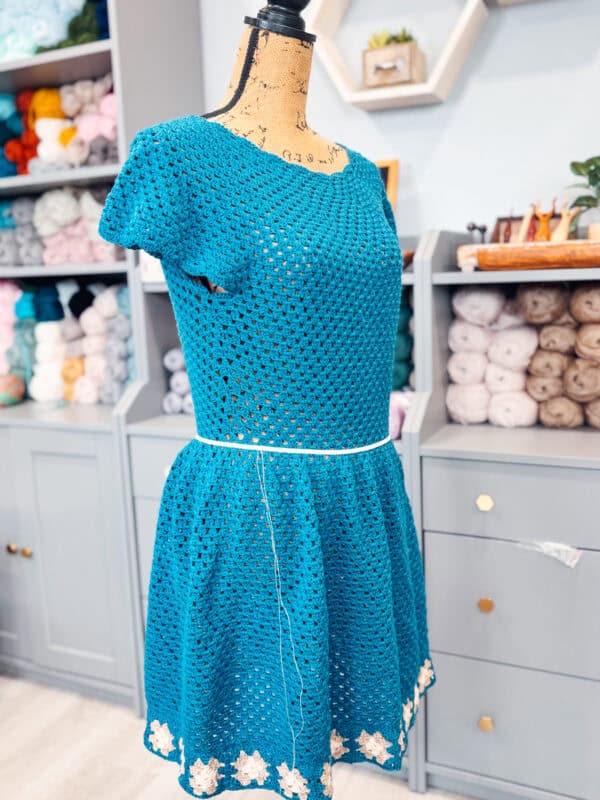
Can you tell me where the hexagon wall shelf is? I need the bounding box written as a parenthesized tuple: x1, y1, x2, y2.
(304, 0, 548, 111)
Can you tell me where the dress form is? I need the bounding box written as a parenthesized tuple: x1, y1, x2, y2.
(199, 0, 348, 293)
(208, 1, 347, 174)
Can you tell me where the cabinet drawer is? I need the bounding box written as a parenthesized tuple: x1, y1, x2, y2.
(129, 436, 183, 498)
(422, 456, 600, 549)
(134, 497, 160, 593)
(427, 652, 600, 799)
(425, 531, 600, 680)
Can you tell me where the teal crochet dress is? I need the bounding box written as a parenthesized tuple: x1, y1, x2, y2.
(98, 115, 435, 800)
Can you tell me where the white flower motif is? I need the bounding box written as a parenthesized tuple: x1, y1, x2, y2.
(356, 730, 393, 765)
(231, 749, 270, 786)
(330, 728, 349, 760)
(413, 683, 421, 711)
(277, 762, 310, 799)
(418, 659, 435, 693)
(402, 698, 414, 731)
(320, 761, 333, 797)
(148, 719, 176, 756)
(188, 756, 224, 796)
(178, 737, 185, 776)
(398, 729, 407, 752)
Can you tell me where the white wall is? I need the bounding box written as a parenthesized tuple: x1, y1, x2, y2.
(199, 0, 600, 238)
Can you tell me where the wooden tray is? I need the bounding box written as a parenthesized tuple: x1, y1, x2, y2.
(476, 240, 600, 270)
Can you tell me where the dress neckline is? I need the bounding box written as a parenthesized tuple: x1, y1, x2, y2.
(192, 114, 356, 181)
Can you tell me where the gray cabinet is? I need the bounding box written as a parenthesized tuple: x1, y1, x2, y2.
(1, 427, 135, 690)
(422, 456, 600, 549)
(416, 229, 600, 800)
(427, 652, 600, 800)
(128, 433, 185, 626)
(0, 428, 32, 661)
(425, 531, 600, 681)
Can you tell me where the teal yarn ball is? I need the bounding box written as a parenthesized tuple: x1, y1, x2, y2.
(397, 304, 413, 333)
(392, 360, 412, 390)
(394, 331, 413, 362)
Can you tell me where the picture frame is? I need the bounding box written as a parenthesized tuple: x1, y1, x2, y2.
(376, 159, 400, 210)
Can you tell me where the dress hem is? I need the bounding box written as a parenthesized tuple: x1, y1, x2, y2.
(142, 656, 436, 799)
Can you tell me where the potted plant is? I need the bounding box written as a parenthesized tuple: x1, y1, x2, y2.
(569, 156, 600, 240)
(362, 28, 426, 89)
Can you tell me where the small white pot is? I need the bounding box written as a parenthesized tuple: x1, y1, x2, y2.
(587, 221, 600, 241)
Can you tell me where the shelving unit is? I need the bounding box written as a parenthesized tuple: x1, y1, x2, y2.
(304, 0, 489, 111)
(304, 0, 552, 112)
(0, 261, 126, 279)
(411, 229, 600, 800)
(0, 0, 205, 717)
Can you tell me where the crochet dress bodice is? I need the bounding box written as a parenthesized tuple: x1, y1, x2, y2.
(97, 115, 435, 800)
(99, 114, 403, 449)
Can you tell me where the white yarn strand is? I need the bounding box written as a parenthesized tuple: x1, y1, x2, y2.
(255, 448, 306, 772)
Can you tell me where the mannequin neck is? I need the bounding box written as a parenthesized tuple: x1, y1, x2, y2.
(216, 26, 312, 132)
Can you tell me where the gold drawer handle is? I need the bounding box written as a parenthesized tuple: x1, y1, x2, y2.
(476, 493, 495, 512)
(478, 715, 495, 733)
(478, 597, 495, 614)
(20, 546, 33, 558)
(6, 543, 18, 555)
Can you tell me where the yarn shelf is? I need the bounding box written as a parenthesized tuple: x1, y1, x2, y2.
(128, 413, 197, 440)
(0, 163, 120, 196)
(421, 422, 600, 468)
(433, 266, 600, 285)
(414, 229, 600, 449)
(0, 39, 113, 92)
(0, 261, 126, 279)
(0, 396, 115, 431)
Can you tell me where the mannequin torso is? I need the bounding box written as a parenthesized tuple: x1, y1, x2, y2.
(209, 26, 349, 176)
(200, 25, 347, 294)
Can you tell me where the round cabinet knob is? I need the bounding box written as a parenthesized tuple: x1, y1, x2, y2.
(6, 543, 18, 555)
(478, 597, 495, 614)
(475, 493, 495, 512)
(20, 546, 33, 558)
(478, 715, 495, 733)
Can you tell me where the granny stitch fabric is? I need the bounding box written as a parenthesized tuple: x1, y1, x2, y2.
(98, 114, 435, 799)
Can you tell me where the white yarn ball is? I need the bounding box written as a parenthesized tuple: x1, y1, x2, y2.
(488, 391, 539, 427)
(487, 326, 539, 370)
(448, 319, 494, 354)
(489, 298, 527, 331)
(451, 286, 505, 327)
(34, 320, 63, 344)
(485, 362, 527, 394)
(35, 341, 66, 364)
(447, 351, 488, 385)
(446, 383, 490, 424)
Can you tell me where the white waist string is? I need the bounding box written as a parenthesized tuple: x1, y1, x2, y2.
(195, 433, 391, 454)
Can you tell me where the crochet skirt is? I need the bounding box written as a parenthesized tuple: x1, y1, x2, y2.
(142, 436, 436, 799)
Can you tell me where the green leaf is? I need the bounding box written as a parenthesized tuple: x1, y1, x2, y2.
(570, 161, 588, 176)
(570, 195, 598, 209)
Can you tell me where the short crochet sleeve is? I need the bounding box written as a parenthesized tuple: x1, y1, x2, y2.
(98, 126, 180, 261)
